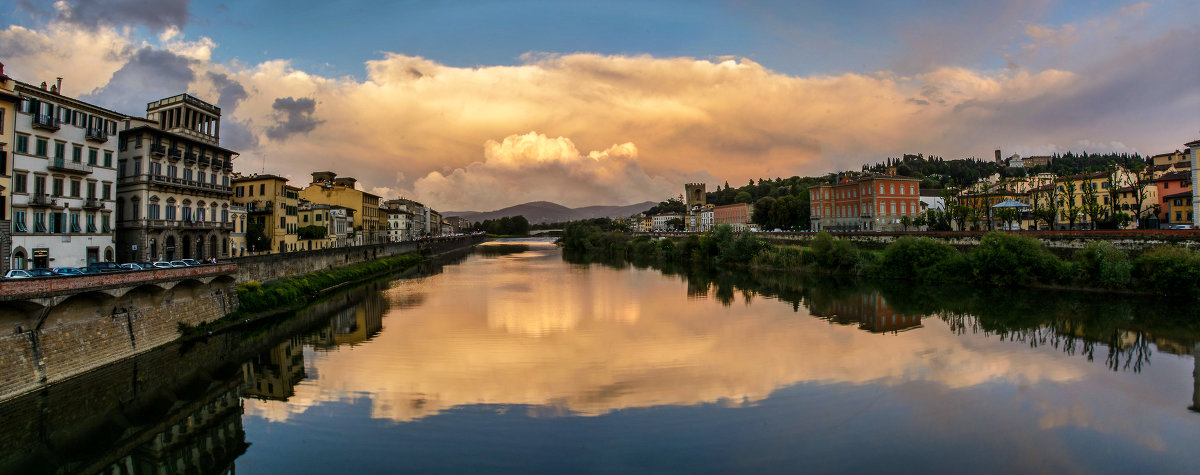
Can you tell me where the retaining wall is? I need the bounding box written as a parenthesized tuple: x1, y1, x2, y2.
(649, 230, 1200, 254)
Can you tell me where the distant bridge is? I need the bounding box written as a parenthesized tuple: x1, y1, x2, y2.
(529, 229, 563, 237)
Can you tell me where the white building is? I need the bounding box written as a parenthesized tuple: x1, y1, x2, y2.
(330, 207, 351, 247)
(9, 79, 125, 269)
(651, 213, 683, 231)
(386, 207, 413, 242)
(228, 203, 247, 257)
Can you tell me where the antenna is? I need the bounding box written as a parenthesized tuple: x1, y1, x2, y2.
(260, 152, 266, 174)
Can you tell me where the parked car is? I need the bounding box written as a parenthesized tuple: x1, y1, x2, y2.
(168, 261, 188, 267)
(151, 261, 174, 269)
(119, 263, 144, 271)
(87, 261, 125, 273)
(4, 269, 56, 278)
(77, 267, 101, 275)
(181, 259, 201, 266)
(51, 267, 84, 276)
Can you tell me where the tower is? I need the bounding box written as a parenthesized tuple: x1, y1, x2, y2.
(685, 183, 706, 208)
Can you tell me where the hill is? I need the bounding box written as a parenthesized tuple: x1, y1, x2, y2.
(446, 200, 657, 225)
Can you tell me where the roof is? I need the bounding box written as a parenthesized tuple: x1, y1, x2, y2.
(1155, 170, 1191, 182)
(1162, 191, 1192, 199)
(121, 124, 239, 155)
(991, 199, 1032, 208)
(232, 174, 288, 183)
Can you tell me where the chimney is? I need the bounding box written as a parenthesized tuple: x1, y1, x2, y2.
(55, 77, 62, 95)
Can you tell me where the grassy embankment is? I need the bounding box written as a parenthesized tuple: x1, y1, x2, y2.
(559, 223, 1200, 298)
(179, 253, 423, 336)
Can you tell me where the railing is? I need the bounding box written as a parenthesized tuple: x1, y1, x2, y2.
(148, 174, 233, 193)
(199, 157, 211, 168)
(48, 157, 94, 174)
(150, 144, 167, 156)
(31, 114, 59, 130)
(28, 194, 56, 207)
(184, 152, 197, 164)
(83, 198, 103, 209)
(143, 219, 234, 230)
(168, 148, 182, 159)
(247, 201, 274, 214)
(85, 126, 108, 142)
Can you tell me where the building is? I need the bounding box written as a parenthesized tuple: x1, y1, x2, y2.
(446, 216, 471, 233)
(1154, 171, 1191, 224)
(299, 172, 383, 244)
(297, 200, 337, 251)
(808, 174, 921, 232)
(228, 203, 246, 257)
(385, 206, 413, 242)
(1189, 140, 1200, 227)
(714, 203, 753, 231)
(651, 212, 683, 231)
(0, 65, 20, 273)
(1162, 191, 1193, 227)
(382, 198, 430, 240)
(232, 174, 298, 254)
(1151, 151, 1188, 167)
(329, 207, 352, 247)
(115, 94, 237, 262)
(1024, 155, 1053, 169)
(10, 78, 125, 269)
(429, 210, 443, 237)
(685, 182, 706, 208)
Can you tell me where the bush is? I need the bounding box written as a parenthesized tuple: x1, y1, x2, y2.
(1134, 246, 1200, 297)
(878, 237, 962, 282)
(970, 232, 1060, 286)
(1073, 241, 1132, 288)
(751, 245, 804, 268)
(236, 253, 423, 314)
(808, 232, 861, 273)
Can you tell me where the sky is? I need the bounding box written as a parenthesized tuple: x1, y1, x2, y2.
(1, 0, 1197, 211)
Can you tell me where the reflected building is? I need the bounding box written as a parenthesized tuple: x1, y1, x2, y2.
(100, 377, 247, 475)
(808, 292, 922, 334)
(243, 336, 306, 401)
(309, 293, 385, 349)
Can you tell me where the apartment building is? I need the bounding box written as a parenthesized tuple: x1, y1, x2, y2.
(9, 78, 125, 269)
(115, 94, 236, 262)
(232, 174, 298, 254)
(0, 67, 19, 272)
(299, 172, 383, 244)
(809, 174, 922, 232)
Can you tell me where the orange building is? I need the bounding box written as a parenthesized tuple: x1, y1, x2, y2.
(713, 203, 752, 231)
(809, 174, 921, 231)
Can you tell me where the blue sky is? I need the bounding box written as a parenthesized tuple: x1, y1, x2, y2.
(1, 0, 1197, 209)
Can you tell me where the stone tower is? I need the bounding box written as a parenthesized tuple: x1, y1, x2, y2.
(685, 183, 706, 208)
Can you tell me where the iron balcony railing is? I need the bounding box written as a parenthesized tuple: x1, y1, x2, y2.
(85, 127, 108, 142)
(31, 114, 59, 130)
(48, 157, 94, 174)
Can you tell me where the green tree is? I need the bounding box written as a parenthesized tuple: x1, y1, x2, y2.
(246, 222, 269, 253)
(734, 191, 753, 204)
(752, 196, 776, 229)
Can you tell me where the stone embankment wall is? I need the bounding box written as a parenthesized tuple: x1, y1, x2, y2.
(230, 235, 484, 283)
(650, 230, 1200, 255)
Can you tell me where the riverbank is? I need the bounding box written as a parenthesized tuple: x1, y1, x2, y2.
(560, 223, 1200, 299)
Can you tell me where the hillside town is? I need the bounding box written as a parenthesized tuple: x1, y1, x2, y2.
(634, 146, 1199, 234)
(0, 66, 463, 274)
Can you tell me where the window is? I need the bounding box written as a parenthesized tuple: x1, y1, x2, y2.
(54, 142, 65, 159)
(132, 159, 141, 175)
(280, 217, 286, 228)
(72, 144, 82, 162)
(103, 151, 112, 167)
(35, 137, 47, 157)
(236, 186, 244, 197)
(52, 178, 64, 197)
(34, 176, 46, 195)
(34, 212, 46, 233)
(182, 207, 192, 222)
(16, 134, 28, 153)
(14, 210, 27, 232)
(260, 184, 265, 195)
(148, 203, 160, 219)
(166, 204, 176, 220)
(102, 183, 111, 200)
(86, 214, 96, 233)
(70, 179, 80, 197)
(150, 161, 161, 176)
(70, 213, 81, 233)
(14, 173, 27, 193)
(86, 182, 95, 199)
(198, 171, 206, 184)
(88, 149, 97, 165)
(183, 168, 193, 181)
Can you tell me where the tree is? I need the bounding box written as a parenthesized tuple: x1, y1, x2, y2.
(298, 225, 327, 240)
(246, 222, 269, 252)
(752, 197, 776, 229)
(770, 195, 804, 230)
(995, 207, 1020, 231)
(666, 217, 685, 230)
(734, 191, 753, 204)
(900, 215, 913, 231)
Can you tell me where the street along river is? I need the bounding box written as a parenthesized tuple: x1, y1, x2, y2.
(3, 239, 1198, 473)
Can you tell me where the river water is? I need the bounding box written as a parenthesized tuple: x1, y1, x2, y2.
(3, 239, 1199, 473)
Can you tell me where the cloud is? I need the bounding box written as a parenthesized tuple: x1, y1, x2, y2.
(81, 47, 194, 114)
(414, 132, 678, 209)
(52, 0, 191, 31)
(265, 97, 323, 141)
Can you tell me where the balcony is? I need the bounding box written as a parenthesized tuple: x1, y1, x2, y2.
(83, 197, 103, 210)
(28, 194, 57, 207)
(141, 219, 235, 230)
(48, 158, 94, 175)
(184, 152, 198, 165)
(150, 144, 167, 157)
(199, 157, 211, 168)
(85, 126, 108, 142)
(147, 174, 234, 194)
(31, 114, 59, 131)
(167, 148, 182, 160)
(247, 201, 274, 214)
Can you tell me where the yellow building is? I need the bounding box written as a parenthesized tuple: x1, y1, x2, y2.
(0, 67, 21, 273)
(297, 200, 338, 251)
(231, 174, 298, 254)
(1051, 169, 1136, 229)
(298, 171, 383, 244)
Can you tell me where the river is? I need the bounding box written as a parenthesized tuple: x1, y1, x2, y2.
(3, 238, 1198, 473)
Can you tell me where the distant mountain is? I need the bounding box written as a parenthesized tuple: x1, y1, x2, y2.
(446, 200, 657, 225)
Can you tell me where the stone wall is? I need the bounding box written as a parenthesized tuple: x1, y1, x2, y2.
(0, 220, 10, 274)
(230, 235, 483, 283)
(0, 277, 237, 401)
(650, 230, 1200, 255)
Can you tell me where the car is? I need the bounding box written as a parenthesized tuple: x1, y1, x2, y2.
(77, 267, 101, 275)
(51, 267, 84, 276)
(181, 259, 201, 266)
(169, 261, 188, 267)
(119, 263, 143, 271)
(3, 269, 33, 278)
(87, 261, 125, 273)
(151, 261, 174, 269)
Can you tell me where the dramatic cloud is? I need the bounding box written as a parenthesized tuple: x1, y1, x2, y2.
(265, 97, 322, 141)
(53, 0, 191, 31)
(82, 47, 195, 113)
(414, 132, 679, 210)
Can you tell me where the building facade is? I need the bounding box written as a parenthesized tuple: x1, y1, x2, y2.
(115, 94, 236, 263)
(232, 174, 298, 254)
(1189, 140, 1200, 227)
(10, 79, 124, 269)
(713, 203, 753, 231)
(0, 67, 19, 272)
(299, 172, 383, 243)
(809, 174, 921, 232)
